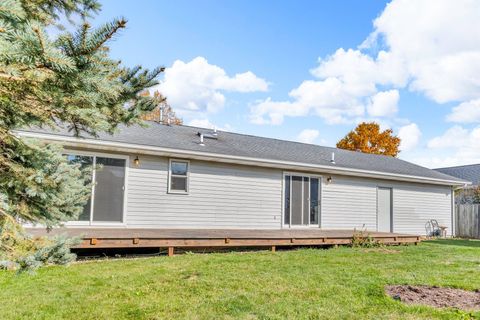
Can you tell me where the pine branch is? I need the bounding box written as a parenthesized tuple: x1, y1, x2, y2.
(0, 71, 26, 81)
(78, 18, 126, 55)
(80, 22, 89, 51)
(20, 0, 101, 23)
(31, 25, 46, 55)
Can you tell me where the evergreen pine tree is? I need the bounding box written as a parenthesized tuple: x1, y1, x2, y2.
(0, 0, 163, 226)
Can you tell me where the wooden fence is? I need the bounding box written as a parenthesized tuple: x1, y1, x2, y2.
(455, 204, 480, 239)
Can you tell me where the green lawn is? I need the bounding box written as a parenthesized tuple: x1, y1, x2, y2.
(1, 240, 479, 320)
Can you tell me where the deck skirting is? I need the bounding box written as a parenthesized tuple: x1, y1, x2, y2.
(26, 228, 421, 250)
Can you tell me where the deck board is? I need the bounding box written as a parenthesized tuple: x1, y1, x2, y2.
(26, 228, 421, 250)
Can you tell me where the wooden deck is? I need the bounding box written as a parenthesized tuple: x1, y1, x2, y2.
(26, 228, 421, 255)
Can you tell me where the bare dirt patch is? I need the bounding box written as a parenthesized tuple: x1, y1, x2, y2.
(386, 285, 480, 311)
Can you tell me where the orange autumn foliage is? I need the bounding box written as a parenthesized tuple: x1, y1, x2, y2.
(139, 91, 182, 125)
(336, 122, 400, 157)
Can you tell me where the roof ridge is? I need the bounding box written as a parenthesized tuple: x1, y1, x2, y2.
(145, 121, 408, 161)
(145, 121, 335, 148)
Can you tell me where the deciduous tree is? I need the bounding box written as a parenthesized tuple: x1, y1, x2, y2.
(139, 91, 182, 125)
(336, 122, 401, 157)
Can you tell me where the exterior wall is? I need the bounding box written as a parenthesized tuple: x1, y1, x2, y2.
(392, 183, 452, 235)
(126, 155, 283, 228)
(321, 176, 378, 230)
(321, 175, 452, 235)
(64, 148, 453, 235)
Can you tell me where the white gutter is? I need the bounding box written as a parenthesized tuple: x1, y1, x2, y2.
(15, 130, 469, 186)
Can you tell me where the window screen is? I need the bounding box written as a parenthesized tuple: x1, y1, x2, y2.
(92, 157, 126, 222)
(284, 175, 290, 224)
(310, 178, 320, 224)
(170, 160, 189, 192)
(65, 154, 125, 223)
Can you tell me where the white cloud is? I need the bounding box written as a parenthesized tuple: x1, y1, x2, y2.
(446, 99, 480, 123)
(367, 90, 399, 117)
(249, 99, 302, 125)
(297, 129, 320, 144)
(312, 48, 408, 90)
(156, 57, 268, 117)
(398, 123, 421, 151)
(249, 50, 404, 125)
(220, 71, 269, 92)
(369, 0, 480, 104)
(188, 118, 217, 129)
(187, 118, 232, 131)
(427, 125, 470, 149)
(311, 48, 379, 95)
(250, 76, 368, 125)
(412, 125, 480, 167)
(250, 0, 480, 126)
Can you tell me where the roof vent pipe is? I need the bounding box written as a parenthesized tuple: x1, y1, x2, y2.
(199, 133, 205, 146)
(330, 152, 335, 164)
(212, 126, 218, 136)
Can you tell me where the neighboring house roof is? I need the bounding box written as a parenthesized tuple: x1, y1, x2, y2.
(16, 122, 467, 186)
(435, 164, 480, 186)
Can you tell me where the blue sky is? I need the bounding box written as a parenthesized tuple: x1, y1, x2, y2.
(92, 0, 480, 168)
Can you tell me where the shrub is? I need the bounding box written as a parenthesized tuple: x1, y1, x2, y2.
(0, 212, 79, 273)
(351, 226, 380, 248)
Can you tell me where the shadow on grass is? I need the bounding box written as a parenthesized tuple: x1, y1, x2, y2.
(424, 239, 480, 248)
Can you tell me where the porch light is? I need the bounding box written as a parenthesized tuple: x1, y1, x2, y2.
(134, 156, 140, 166)
(326, 176, 332, 184)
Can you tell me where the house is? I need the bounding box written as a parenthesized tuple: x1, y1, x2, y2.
(435, 164, 480, 204)
(16, 122, 467, 248)
(435, 164, 480, 187)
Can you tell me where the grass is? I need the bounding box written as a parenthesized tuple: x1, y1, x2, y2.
(1, 240, 480, 319)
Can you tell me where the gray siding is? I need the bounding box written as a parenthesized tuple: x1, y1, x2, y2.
(126, 155, 283, 228)
(392, 184, 452, 235)
(321, 176, 378, 230)
(321, 175, 452, 235)
(61, 149, 452, 235)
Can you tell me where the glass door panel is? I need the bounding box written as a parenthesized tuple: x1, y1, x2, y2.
(302, 177, 310, 225)
(66, 154, 93, 221)
(92, 157, 126, 222)
(284, 175, 291, 225)
(310, 178, 320, 224)
(291, 176, 303, 225)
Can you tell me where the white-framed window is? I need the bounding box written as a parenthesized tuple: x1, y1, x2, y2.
(168, 159, 189, 194)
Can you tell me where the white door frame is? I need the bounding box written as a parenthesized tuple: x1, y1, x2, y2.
(64, 149, 129, 227)
(282, 171, 323, 228)
(376, 186, 393, 232)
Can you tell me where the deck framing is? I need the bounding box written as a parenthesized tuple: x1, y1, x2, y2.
(27, 228, 421, 252)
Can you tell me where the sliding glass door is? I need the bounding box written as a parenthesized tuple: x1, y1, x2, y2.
(66, 153, 127, 224)
(284, 174, 321, 227)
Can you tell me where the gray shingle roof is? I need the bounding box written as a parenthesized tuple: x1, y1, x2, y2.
(22, 122, 466, 184)
(435, 164, 480, 185)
